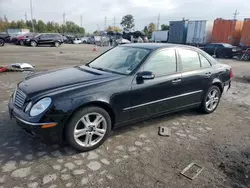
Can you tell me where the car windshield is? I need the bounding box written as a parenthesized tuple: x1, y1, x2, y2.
(86, 46, 151, 75)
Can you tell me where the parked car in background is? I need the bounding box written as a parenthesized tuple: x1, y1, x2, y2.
(9, 43, 232, 151)
(87, 36, 95, 44)
(0, 33, 10, 46)
(64, 35, 75, 44)
(12, 33, 37, 45)
(73, 38, 82, 44)
(81, 37, 89, 43)
(24, 33, 64, 47)
(200, 43, 242, 58)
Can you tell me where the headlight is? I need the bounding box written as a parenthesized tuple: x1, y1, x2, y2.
(30, 97, 52, 117)
(232, 49, 237, 52)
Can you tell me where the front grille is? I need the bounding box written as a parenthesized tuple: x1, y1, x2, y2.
(14, 89, 27, 108)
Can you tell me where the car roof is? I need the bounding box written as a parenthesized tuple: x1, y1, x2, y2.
(121, 43, 197, 50)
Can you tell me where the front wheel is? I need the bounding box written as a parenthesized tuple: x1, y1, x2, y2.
(20, 40, 24, 46)
(200, 85, 221, 114)
(65, 106, 111, 152)
(54, 41, 60, 47)
(0, 38, 5, 46)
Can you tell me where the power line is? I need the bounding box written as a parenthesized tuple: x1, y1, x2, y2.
(233, 9, 239, 19)
(30, 0, 34, 32)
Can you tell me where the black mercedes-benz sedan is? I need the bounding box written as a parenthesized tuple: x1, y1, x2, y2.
(9, 43, 232, 151)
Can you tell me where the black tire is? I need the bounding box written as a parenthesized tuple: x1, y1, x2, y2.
(65, 106, 112, 152)
(30, 41, 37, 47)
(54, 41, 60, 47)
(20, 40, 24, 46)
(217, 51, 226, 58)
(0, 38, 5, 46)
(200, 85, 221, 114)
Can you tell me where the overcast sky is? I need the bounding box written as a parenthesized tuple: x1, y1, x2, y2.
(0, 0, 249, 32)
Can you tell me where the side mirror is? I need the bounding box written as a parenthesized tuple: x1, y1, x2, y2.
(137, 71, 155, 80)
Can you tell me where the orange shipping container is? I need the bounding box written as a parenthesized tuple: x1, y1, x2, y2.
(211, 18, 243, 45)
(240, 18, 250, 46)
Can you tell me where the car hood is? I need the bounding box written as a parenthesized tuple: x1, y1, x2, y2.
(18, 66, 122, 96)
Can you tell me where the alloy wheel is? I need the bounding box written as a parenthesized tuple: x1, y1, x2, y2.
(206, 89, 219, 111)
(31, 41, 37, 47)
(55, 42, 60, 47)
(73, 112, 107, 147)
(0, 39, 4, 46)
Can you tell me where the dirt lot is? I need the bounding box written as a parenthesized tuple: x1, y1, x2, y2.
(0, 44, 250, 188)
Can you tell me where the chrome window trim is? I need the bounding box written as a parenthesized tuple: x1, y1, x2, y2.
(123, 90, 203, 111)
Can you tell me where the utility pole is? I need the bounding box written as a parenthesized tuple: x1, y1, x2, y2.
(113, 16, 116, 27)
(104, 16, 107, 31)
(233, 9, 239, 19)
(30, 0, 34, 32)
(25, 12, 27, 22)
(63, 12, 66, 25)
(80, 14, 83, 27)
(157, 13, 160, 30)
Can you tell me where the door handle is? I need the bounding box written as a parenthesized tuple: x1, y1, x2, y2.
(172, 78, 182, 84)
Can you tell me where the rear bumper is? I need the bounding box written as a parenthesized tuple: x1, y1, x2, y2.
(223, 80, 231, 92)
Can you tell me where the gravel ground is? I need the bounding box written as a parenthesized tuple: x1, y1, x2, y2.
(0, 44, 250, 188)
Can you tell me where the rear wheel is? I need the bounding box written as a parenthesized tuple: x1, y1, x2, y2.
(217, 51, 226, 58)
(0, 38, 5, 46)
(65, 106, 111, 151)
(20, 40, 24, 46)
(30, 41, 37, 47)
(200, 85, 221, 114)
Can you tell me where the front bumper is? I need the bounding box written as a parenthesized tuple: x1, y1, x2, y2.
(8, 99, 67, 143)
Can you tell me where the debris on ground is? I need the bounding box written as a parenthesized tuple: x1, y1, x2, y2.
(158, 126, 171, 137)
(180, 163, 204, 180)
(93, 46, 98, 52)
(218, 162, 226, 169)
(0, 67, 7, 73)
(0, 63, 35, 73)
(10, 63, 34, 70)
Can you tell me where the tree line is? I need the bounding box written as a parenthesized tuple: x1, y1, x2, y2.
(120, 14, 169, 38)
(0, 14, 169, 38)
(0, 16, 85, 34)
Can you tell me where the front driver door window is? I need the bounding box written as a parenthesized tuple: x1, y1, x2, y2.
(130, 48, 183, 119)
(143, 49, 177, 76)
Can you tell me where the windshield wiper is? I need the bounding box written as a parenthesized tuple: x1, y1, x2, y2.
(90, 66, 106, 71)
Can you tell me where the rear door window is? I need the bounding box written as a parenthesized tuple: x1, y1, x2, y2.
(39, 34, 48, 39)
(178, 49, 201, 71)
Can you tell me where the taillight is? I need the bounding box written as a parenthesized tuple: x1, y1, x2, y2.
(229, 68, 233, 78)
